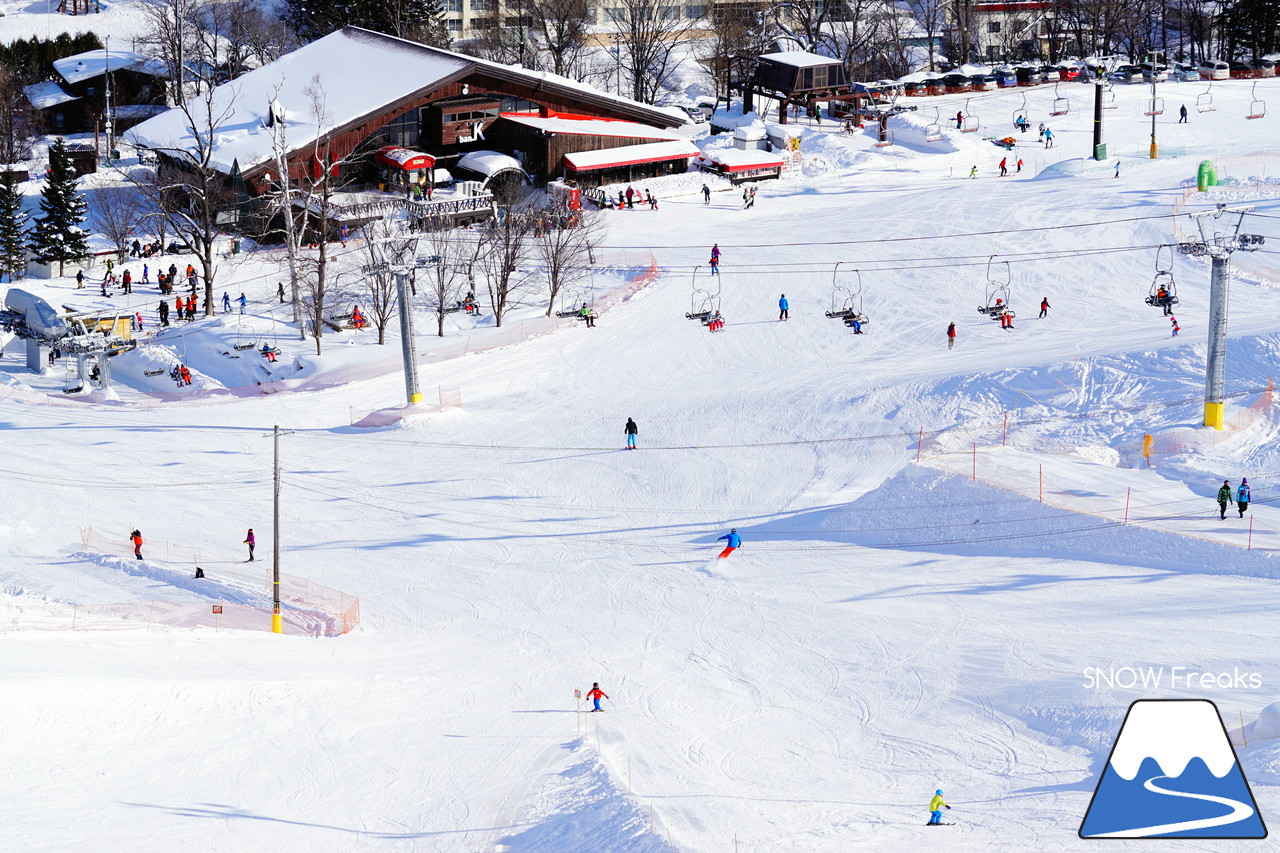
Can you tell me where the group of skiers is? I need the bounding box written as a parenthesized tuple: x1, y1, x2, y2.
(127, 528, 256, 563)
(1217, 479, 1251, 520)
(611, 185, 659, 210)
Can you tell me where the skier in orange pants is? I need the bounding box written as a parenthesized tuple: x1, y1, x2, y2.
(717, 528, 742, 558)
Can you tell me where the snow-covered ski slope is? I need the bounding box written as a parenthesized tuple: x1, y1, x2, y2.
(10, 68, 1280, 852)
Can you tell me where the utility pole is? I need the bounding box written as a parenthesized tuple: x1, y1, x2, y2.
(1178, 205, 1265, 429)
(271, 424, 284, 633)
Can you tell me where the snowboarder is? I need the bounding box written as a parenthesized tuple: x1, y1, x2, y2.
(748, 186, 757, 209)
(928, 790, 951, 825)
(1218, 480, 1233, 520)
(586, 683, 609, 712)
(625, 186, 635, 208)
(999, 157, 1008, 177)
(742, 187, 750, 209)
(1016, 158, 1023, 173)
(717, 528, 742, 558)
(1039, 297, 1050, 318)
(130, 529, 143, 561)
(625, 417, 638, 450)
(222, 292, 231, 313)
(1038, 121, 1046, 142)
(947, 322, 956, 349)
(1114, 160, 1121, 179)
(238, 293, 247, 314)
(580, 303, 595, 328)
(968, 165, 977, 179)
(702, 184, 711, 205)
(244, 528, 256, 561)
(76, 270, 84, 289)
(1238, 479, 1250, 517)
(1171, 316, 1180, 336)
(130, 239, 141, 257)
(1179, 104, 1189, 123)
(779, 293, 789, 321)
(1044, 128, 1055, 148)
(157, 300, 169, 327)
(277, 282, 285, 303)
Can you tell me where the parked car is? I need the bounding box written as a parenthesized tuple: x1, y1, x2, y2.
(996, 68, 1018, 87)
(904, 80, 927, 96)
(968, 73, 994, 91)
(923, 77, 946, 95)
(672, 105, 706, 124)
(1057, 64, 1081, 80)
(1040, 65, 1062, 82)
(1015, 66, 1043, 85)
(1251, 59, 1276, 78)
(1109, 65, 1143, 83)
(940, 73, 971, 92)
(1199, 59, 1229, 80)
(1229, 61, 1257, 79)
(1172, 63, 1200, 81)
(696, 101, 716, 117)
(1141, 63, 1169, 83)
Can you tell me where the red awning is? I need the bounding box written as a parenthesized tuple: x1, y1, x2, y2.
(374, 146, 436, 171)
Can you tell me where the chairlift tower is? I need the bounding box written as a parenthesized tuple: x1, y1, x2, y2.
(1177, 205, 1265, 429)
(364, 256, 425, 405)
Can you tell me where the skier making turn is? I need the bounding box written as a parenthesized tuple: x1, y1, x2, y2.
(928, 790, 951, 825)
(717, 528, 742, 558)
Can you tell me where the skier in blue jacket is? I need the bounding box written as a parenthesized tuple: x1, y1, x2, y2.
(717, 528, 741, 558)
(1238, 478, 1250, 517)
(778, 294, 789, 321)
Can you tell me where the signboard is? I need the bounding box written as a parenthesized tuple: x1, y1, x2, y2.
(211, 605, 223, 614)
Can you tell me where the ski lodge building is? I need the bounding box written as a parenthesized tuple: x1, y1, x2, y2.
(125, 26, 689, 230)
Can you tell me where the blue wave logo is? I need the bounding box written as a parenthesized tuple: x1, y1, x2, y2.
(1080, 699, 1267, 839)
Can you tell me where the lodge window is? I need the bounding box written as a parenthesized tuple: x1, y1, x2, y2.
(988, 21, 1001, 33)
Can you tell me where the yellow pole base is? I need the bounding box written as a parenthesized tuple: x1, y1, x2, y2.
(272, 613, 284, 634)
(408, 392, 423, 404)
(1150, 141, 1158, 160)
(1204, 401, 1225, 431)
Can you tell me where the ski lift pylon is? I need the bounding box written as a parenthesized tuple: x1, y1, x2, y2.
(961, 98, 979, 133)
(1248, 80, 1266, 119)
(1051, 82, 1070, 116)
(1197, 80, 1217, 113)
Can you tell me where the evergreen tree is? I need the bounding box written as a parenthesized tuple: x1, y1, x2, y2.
(285, 0, 450, 47)
(29, 137, 88, 277)
(0, 171, 28, 282)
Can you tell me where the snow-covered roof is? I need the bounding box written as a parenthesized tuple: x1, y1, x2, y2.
(457, 150, 523, 178)
(500, 113, 681, 140)
(696, 148, 785, 172)
(54, 49, 165, 85)
(564, 139, 699, 171)
(733, 123, 767, 141)
(24, 80, 78, 110)
(113, 104, 169, 120)
(759, 51, 841, 69)
(126, 27, 683, 177)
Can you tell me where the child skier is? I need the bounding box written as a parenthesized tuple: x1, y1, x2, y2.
(625, 417, 638, 450)
(1238, 479, 1250, 517)
(131, 529, 143, 561)
(244, 528, 256, 562)
(717, 528, 742, 558)
(1218, 480, 1233, 520)
(1171, 316, 1180, 336)
(586, 682, 609, 712)
(947, 322, 956, 349)
(1039, 297, 1050, 318)
(778, 293, 789, 321)
(968, 165, 977, 179)
(928, 790, 951, 825)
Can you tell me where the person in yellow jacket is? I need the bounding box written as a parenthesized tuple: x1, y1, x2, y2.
(928, 790, 951, 825)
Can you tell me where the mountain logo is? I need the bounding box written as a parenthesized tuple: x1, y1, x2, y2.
(1079, 699, 1267, 839)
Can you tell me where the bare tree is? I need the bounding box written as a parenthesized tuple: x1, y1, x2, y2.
(90, 185, 146, 262)
(419, 224, 477, 337)
(0, 65, 37, 164)
(613, 0, 704, 103)
(770, 0, 833, 52)
(195, 0, 297, 82)
(535, 206, 605, 317)
(699, 6, 772, 101)
(129, 81, 237, 315)
(140, 0, 203, 105)
(525, 0, 592, 78)
(906, 0, 948, 72)
(478, 201, 534, 327)
(356, 218, 410, 345)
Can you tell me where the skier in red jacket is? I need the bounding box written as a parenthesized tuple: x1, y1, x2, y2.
(586, 683, 609, 712)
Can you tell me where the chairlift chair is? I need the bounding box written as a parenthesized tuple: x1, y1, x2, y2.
(1197, 80, 1217, 112)
(1145, 246, 1179, 314)
(924, 108, 943, 142)
(556, 287, 589, 319)
(685, 266, 721, 323)
(825, 264, 868, 330)
(1145, 95, 1165, 116)
(874, 128, 895, 147)
(1012, 93, 1029, 127)
(978, 257, 1014, 320)
(961, 98, 979, 132)
(1248, 81, 1266, 119)
(1051, 83, 1070, 116)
